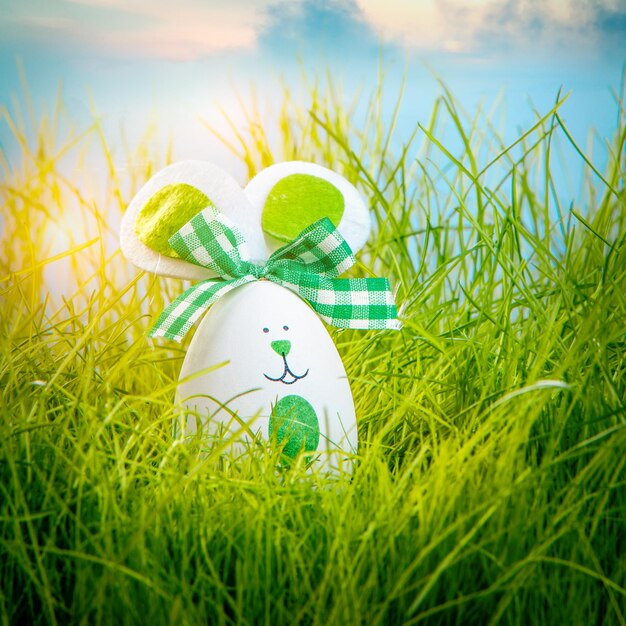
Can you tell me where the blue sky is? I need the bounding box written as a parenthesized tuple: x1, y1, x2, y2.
(1, 0, 625, 183)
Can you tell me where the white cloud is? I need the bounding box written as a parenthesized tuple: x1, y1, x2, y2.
(3, 0, 622, 61)
(355, 0, 490, 53)
(4, 0, 283, 60)
(356, 0, 624, 56)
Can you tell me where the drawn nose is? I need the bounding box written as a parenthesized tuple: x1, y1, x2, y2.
(271, 340, 291, 356)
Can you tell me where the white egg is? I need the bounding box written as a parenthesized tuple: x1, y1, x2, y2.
(176, 280, 357, 470)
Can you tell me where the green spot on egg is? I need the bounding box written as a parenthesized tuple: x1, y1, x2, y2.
(261, 174, 344, 243)
(269, 395, 320, 459)
(135, 183, 212, 257)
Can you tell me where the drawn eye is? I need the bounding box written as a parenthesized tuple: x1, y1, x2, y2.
(263, 327, 269, 333)
(283, 325, 289, 331)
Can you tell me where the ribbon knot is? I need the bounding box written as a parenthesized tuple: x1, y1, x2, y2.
(149, 208, 400, 342)
(245, 262, 268, 280)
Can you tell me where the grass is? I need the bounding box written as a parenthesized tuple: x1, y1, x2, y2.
(1, 72, 625, 625)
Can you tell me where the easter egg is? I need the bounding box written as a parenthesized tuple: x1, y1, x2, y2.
(176, 280, 358, 470)
(120, 160, 399, 472)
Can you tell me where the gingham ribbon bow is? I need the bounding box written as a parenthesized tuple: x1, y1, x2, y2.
(149, 208, 399, 341)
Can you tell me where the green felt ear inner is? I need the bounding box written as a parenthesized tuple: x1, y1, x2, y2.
(135, 183, 213, 258)
(261, 173, 345, 243)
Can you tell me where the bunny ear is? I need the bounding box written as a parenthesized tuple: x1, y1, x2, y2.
(244, 161, 371, 255)
(121, 160, 371, 279)
(121, 161, 266, 280)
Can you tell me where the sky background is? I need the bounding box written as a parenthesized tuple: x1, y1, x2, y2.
(0, 0, 625, 183)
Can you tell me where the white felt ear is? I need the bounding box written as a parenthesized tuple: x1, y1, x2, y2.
(244, 161, 371, 256)
(121, 161, 266, 280)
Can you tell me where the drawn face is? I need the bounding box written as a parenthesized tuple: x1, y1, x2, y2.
(262, 324, 309, 385)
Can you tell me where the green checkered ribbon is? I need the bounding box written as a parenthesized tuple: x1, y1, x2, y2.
(149, 208, 399, 342)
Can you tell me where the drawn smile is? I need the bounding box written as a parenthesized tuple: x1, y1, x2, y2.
(264, 353, 309, 385)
